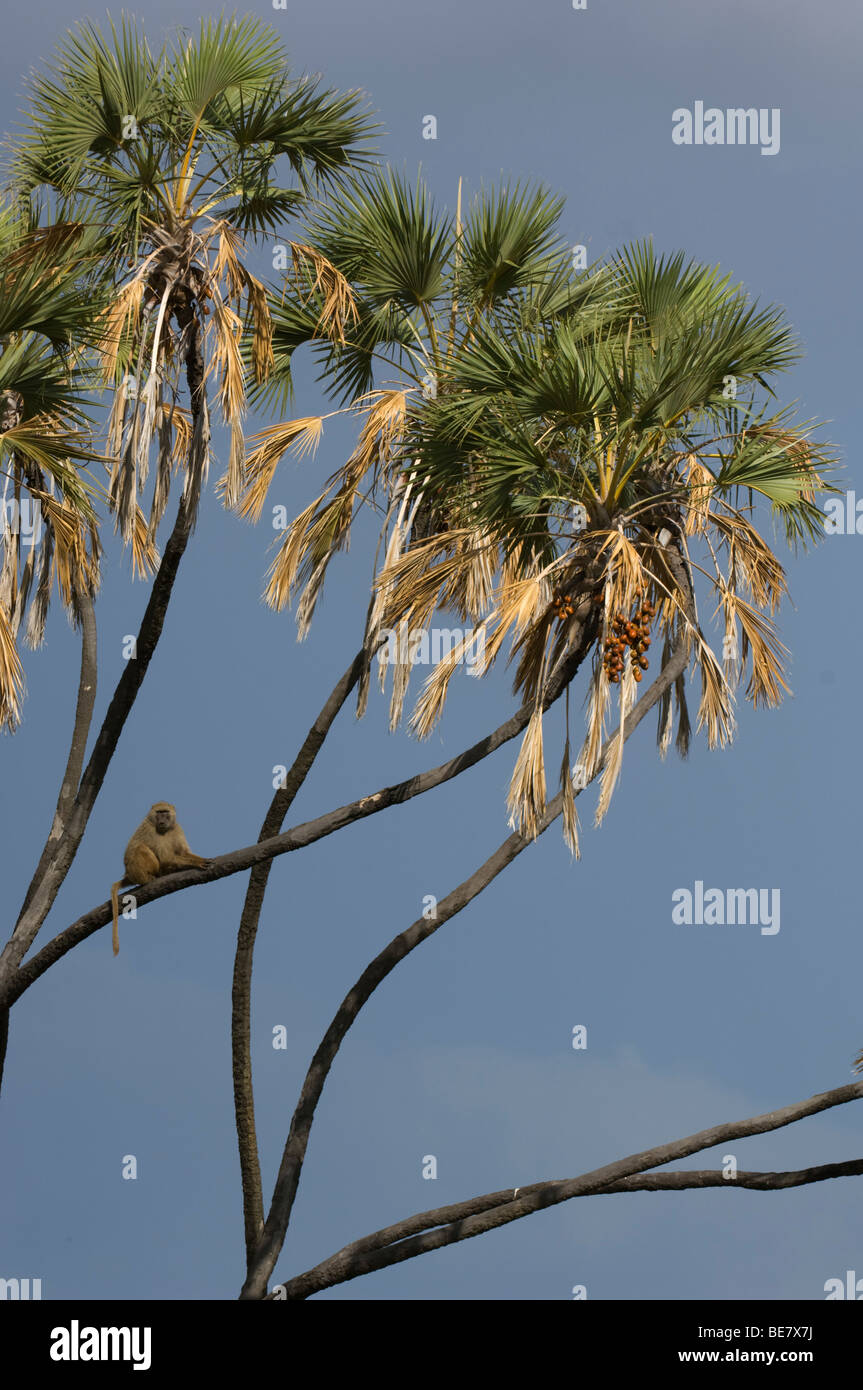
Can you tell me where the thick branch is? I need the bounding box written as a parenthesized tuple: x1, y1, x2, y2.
(0, 499, 194, 996)
(239, 627, 690, 1299)
(18, 588, 98, 918)
(0, 304, 207, 994)
(1, 589, 98, 1090)
(0, 1009, 7, 1097)
(233, 648, 367, 1269)
(6, 551, 695, 1008)
(297, 1158, 863, 1278)
(5, 639, 595, 1007)
(233, 630, 596, 1269)
(276, 1085, 863, 1299)
(602, 1160, 863, 1192)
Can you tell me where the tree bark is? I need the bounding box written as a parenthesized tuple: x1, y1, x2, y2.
(233, 648, 367, 1267)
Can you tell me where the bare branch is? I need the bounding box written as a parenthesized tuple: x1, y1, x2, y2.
(232, 630, 598, 1267)
(17, 588, 98, 919)
(233, 647, 367, 1268)
(1, 588, 98, 1090)
(5, 636, 595, 1006)
(276, 1087, 863, 1299)
(239, 626, 691, 1299)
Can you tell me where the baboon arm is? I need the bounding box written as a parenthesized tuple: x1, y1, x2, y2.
(177, 851, 210, 869)
(159, 849, 210, 871)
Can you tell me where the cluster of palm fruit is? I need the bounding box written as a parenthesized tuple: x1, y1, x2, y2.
(552, 590, 577, 622)
(602, 598, 656, 684)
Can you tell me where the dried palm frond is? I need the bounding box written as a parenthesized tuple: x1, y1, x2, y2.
(130, 505, 160, 579)
(134, 370, 162, 491)
(265, 481, 358, 619)
(694, 634, 735, 748)
(709, 506, 787, 613)
(238, 416, 326, 522)
(580, 642, 611, 785)
(290, 241, 359, 343)
(7, 544, 34, 640)
(683, 453, 715, 536)
(734, 595, 791, 706)
(453, 524, 497, 619)
(23, 525, 51, 648)
(0, 598, 24, 729)
(99, 278, 145, 381)
(594, 707, 623, 826)
(656, 632, 675, 758)
(409, 624, 489, 738)
(163, 403, 193, 468)
(351, 389, 408, 494)
(208, 295, 245, 422)
(295, 553, 333, 639)
(510, 601, 558, 706)
(152, 404, 174, 537)
(376, 532, 472, 633)
(363, 479, 423, 716)
(207, 293, 246, 507)
(264, 489, 328, 610)
(465, 605, 513, 678)
(675, 670, 691, 758)
(260, 395, 408, 619)
(244, 275, 274, 385)
(212, 222, 248, 304)
(560, 699, 581, 857)
(385, 619, 414, 729)
(595, 529, 647, 613)
(507, 705, 547, 838)
(106, 373, 131, 461)
(0, 523, 19, 624)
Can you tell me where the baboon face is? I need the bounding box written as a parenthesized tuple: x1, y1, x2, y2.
(151, 803, 176, 834)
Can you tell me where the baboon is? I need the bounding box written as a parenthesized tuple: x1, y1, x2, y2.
(111, 802, 210, 956)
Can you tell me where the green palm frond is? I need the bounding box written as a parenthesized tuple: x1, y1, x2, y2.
(0, 11, 376, 727)
(12, 14, 376, 245)
(307, 169, 452, 310)
(458, 182, 566, 310)
(167, 14, 285, 123)
(230, 173, 838, 839)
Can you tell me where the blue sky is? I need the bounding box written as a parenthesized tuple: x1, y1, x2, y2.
(1, 0, 861, 1300)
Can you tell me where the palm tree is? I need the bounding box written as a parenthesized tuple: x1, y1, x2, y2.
(0, 12, 375, 996)
(10, 12, 374, 554)
(0, 204, 107, 729)
(236, 174, 835, 846)
(221, 175, 840, 1296)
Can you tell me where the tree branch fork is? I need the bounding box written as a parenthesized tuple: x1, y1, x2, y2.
(6, 567, 855, 1303)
